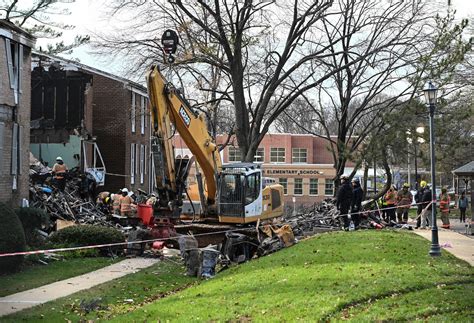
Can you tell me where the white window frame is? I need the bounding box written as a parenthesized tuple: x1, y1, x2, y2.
(254, 147, 264, 163)
(131, 92, 136, 133)
(130, 143, 135, 185)
(228, 146, 241, 162)
(279, 178, 288, 195)
(293, 178, 303, 196)
(140, 144, 144, 184)
(270, 147, 285, 163)
(140, 96, 145, 135)
(136, 143, 139, 183)
(292, 148, 307, 163)
(325, 179, 334, 196)
(309, 178, 319, 196)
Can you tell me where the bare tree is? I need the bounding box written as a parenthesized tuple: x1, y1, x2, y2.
(277, 1, 471, 192)
(0, 0, 89, 54)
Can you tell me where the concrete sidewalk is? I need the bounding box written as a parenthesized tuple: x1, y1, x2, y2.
(0, 258, 159, 317)
(413, 220, 474, 266)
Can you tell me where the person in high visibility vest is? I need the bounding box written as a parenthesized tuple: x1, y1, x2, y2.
(439, 187, 450, 229)
(119, 188, 135, 217)
(384, 185, 397, 224)
(396, 183, 413, 224)
(51, 156, 68, 191)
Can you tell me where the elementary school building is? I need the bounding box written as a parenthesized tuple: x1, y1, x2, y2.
(174, 133, 353, 206)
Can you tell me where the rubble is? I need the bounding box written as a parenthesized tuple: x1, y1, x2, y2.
(29, 154, 119, 232)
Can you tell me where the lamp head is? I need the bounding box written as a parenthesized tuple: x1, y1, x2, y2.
(423, 81, 437, 105)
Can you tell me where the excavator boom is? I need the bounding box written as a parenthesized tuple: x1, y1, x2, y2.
(147, 65, 222, 209)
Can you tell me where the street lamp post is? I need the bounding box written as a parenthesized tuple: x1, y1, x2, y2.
(423, 81, 441, 257)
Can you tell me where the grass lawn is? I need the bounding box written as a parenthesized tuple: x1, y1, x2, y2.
(2, 260, 196, 322)
(0, 257, 120, 297)
(113, 231, 473, 322)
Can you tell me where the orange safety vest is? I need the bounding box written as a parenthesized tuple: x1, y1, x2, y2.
(439, 193, 450, 213)
(384, 191, 397, 205)
(52, 163, 68, 179)
(119, 195, 134, 213)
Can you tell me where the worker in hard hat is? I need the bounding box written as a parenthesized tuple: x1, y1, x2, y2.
(119, 188, 135, 217)
(415, 180, 431, 229)
(96, 191, 112, 214)
(51, 156, 68, 191)
(396, 183, 413, 224)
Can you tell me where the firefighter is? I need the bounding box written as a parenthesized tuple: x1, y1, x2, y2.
(51, 156, 68, 191)
(96, 191, 112, 214)
(384, 185, 397, 224)
(396, 183, 413, 224)
(119, 188, 135, 217)
(336, 174, 353, 230)
(439, 187, 450, 229)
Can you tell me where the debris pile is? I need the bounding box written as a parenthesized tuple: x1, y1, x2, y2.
(29, 154, 116, 232)
(283, 199, 341, 238)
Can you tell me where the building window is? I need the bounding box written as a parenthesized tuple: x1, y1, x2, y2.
(325, 179, 334, 196)
(309, 178, 318, 195)
(140, 96, 145, 135)
(294, 178, 303, 195)
(228, 146, 241, 162)
(270, 147, 285, 163)
(131, 92, 136, 133)
(292, 148, 307, 163)
(130, 143, 135, 184)
(254, 147, 264, 163)
(279, 178, 288, 195)
(140, 144, 144, 184)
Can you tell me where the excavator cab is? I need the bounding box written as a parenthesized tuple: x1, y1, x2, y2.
(218, 163, 264, 222)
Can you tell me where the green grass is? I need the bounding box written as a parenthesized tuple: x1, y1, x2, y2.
(111, 231, 473, 322)
(0, 257, 120, 297)
(2, 260, 196, 322)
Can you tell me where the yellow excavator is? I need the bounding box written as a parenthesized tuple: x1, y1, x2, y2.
(145, 31, 284, 228)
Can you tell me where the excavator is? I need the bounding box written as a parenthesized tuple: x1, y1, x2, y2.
(145, 31, 284, 235)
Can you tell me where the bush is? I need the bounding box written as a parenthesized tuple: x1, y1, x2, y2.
(0, 202, 26, 273)
(15, 207, 50, 247)
(48, 225, 125, 256)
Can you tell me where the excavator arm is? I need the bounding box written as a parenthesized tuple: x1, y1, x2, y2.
(146, 65, 222, 211)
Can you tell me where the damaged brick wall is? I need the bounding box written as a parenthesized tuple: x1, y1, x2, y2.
(0, 25, 34, 206)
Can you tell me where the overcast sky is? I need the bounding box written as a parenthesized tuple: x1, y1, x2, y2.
(38, 0, 474, 78)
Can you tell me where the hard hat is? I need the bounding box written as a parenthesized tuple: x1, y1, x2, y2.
(420, 180, 427, 188)
(110, 193, 115, 200)
(105, 197, 110, 204)
(351, 177, 360, 183)
(56, 156, 63, 161)
(340, 174, 349, 180)
(121, 188, 129, 193)
(403, 183, 410, 188)
(151, 192, 157, 197)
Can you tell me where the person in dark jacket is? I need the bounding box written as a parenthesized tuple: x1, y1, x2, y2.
(420, 182, 432, 229)
(351, 178, 364, 229)
(336, 174, 353, 230)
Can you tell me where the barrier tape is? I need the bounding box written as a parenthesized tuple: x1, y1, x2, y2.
(0, 200, 440, 258)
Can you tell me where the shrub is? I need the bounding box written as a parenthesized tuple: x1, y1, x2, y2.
(15, 207, 50, 247)
(48, 225, 125, 256)
(0, 202, 26, 273)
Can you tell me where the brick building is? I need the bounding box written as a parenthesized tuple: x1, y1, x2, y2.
(173, 133, 355, 207)
(30, 53, 151, 194)
(0, 20, 35, 206)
